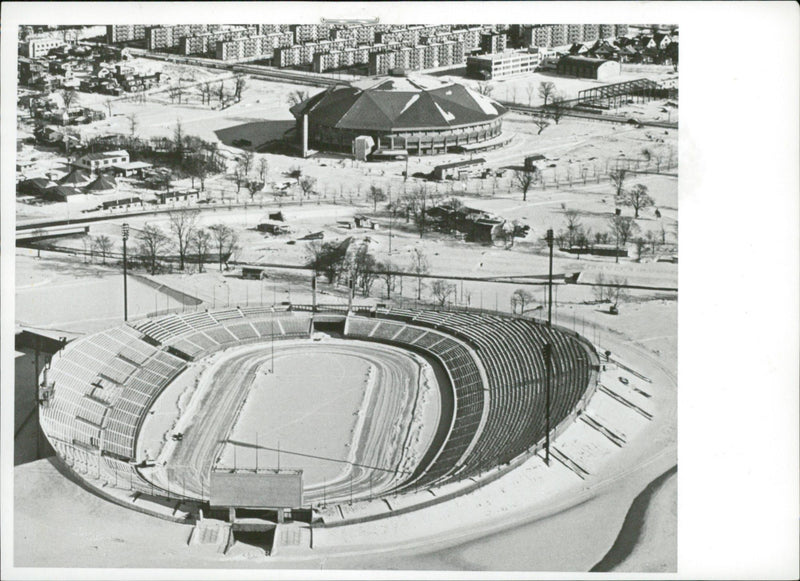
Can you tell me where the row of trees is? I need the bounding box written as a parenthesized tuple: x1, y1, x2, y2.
(79, 211, 238, 275)
(558, 208, 670, 261)
(306, 241, 431, 301)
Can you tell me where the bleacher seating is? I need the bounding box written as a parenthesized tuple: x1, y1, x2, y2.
(41, 304, 595, 500)
(347, 307, 599, 489)
(40, 308, 314, 493)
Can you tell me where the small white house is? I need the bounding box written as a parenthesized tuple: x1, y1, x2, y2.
(73, 150, 130, 173)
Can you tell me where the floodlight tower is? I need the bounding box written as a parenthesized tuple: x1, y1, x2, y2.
(122, 223, 129, 322)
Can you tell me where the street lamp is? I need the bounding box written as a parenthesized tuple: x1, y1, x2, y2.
(545, 228, 554, 327)
(122, 223, 129, 322)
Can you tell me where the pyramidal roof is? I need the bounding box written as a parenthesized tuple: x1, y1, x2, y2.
(59, 168, 92, 185)
(85, 173, 117, 192)
(291, 75, 506, 132)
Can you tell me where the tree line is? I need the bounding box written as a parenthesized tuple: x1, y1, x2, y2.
(77, 211, 238, 275)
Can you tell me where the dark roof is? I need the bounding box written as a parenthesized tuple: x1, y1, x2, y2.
(23, 177, 56, 191)
(85, 174, 117, 192)
(558, 55, 613, 70)
(59, 168, 91, 185)
(434, 158, 486, 171)
(291, 76, 506, 132)
(46, 185, 83, 198)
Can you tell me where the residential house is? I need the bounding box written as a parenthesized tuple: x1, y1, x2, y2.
(73, 150, 130, 173)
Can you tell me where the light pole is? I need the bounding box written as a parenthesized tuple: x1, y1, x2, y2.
(122, 223, 129, 321)
(544, 342, 552, 466)
(545, 228, 554, 327)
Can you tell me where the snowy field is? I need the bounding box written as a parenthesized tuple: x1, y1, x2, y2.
(15, 251, 197, 333)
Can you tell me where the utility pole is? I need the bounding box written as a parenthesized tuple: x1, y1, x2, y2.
(122, 223, 129, 321)
(544, 343, 552, 466)
(311, 271, 317, 312)
(546, 228, 554, 327)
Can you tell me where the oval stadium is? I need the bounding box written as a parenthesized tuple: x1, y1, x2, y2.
(38, 305, 604, 527)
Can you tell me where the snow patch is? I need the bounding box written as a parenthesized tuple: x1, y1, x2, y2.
(465, 87, 499, 115)
(401, 94, 420, 114)
(435, 103, 456, 123)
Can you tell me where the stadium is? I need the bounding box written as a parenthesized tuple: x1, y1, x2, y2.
(37, 302, 603, 533)
(289, 75, 507, 156)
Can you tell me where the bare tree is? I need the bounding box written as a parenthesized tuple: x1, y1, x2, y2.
(200, 81, 212, 106)
(168, 209, 200, 270)
(410, 247, 429, 300)
(137, 223, 170, 275)
(532, 113, 550, 135)
(257, 158, 269, 182)
(368, 185, 386, 212)
(305, 239, 350, 284)
(239, 150, 255, 176)
(592, 271, 607, 302)
(378, 260, 396, 299)
(538, 81, 556, 106)
(191, 227, 211, 273)
(217, 81, 226, 105)
(233, 75, 247, 101)
(550, 93, 566, 124)
(606, 276, 630, 312)
(645, 229, 659, 255)
(173, 118, 185, 161)
(244, 179, 264, 201)
(431, 279, 456, 308)
(633, 236, 647, 262)
(622, 183, 654, 219)
(609, 168, 628, 200)
(92, 235, 114, 265)
(351, 242, 378, 297)
(511, 288, 535, 314)
(60, 88, 78, 111)
(232, 166, 244, 194)
(288, 166, 303, 183)
(476, 82, 494, 96)
(411, 184, 429, 238)
(564, 209, 582, 246)
(299, 176, 317, 196)
(208, 223, 237, 272)
(286, 90, 310, 107)
(513, 169, 536, 201)
(525, 83, 535, 106)
(127, 113, 138, 139)
(608, 214, 640, 262)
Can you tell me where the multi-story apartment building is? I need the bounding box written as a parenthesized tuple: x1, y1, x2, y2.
(106, 25, 146, 44)
(567, 24, 583, 44)
(599, 24, 615, 39)
(582, 24, 600, 43)
(549, 24, 568, 47)
(480, 32, 507, 54)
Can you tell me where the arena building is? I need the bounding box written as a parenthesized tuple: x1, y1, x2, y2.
(289, 75, 508, 157)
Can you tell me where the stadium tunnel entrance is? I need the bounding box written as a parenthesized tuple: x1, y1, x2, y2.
(230, 526, 275, 557)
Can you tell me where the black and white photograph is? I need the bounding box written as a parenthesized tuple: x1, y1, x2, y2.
(1, 2, 797, 579)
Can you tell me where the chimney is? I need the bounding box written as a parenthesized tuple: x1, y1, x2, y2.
(302, 114, 309, 158)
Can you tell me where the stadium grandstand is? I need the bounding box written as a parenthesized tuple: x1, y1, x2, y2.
(38, 304, 600, 523)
